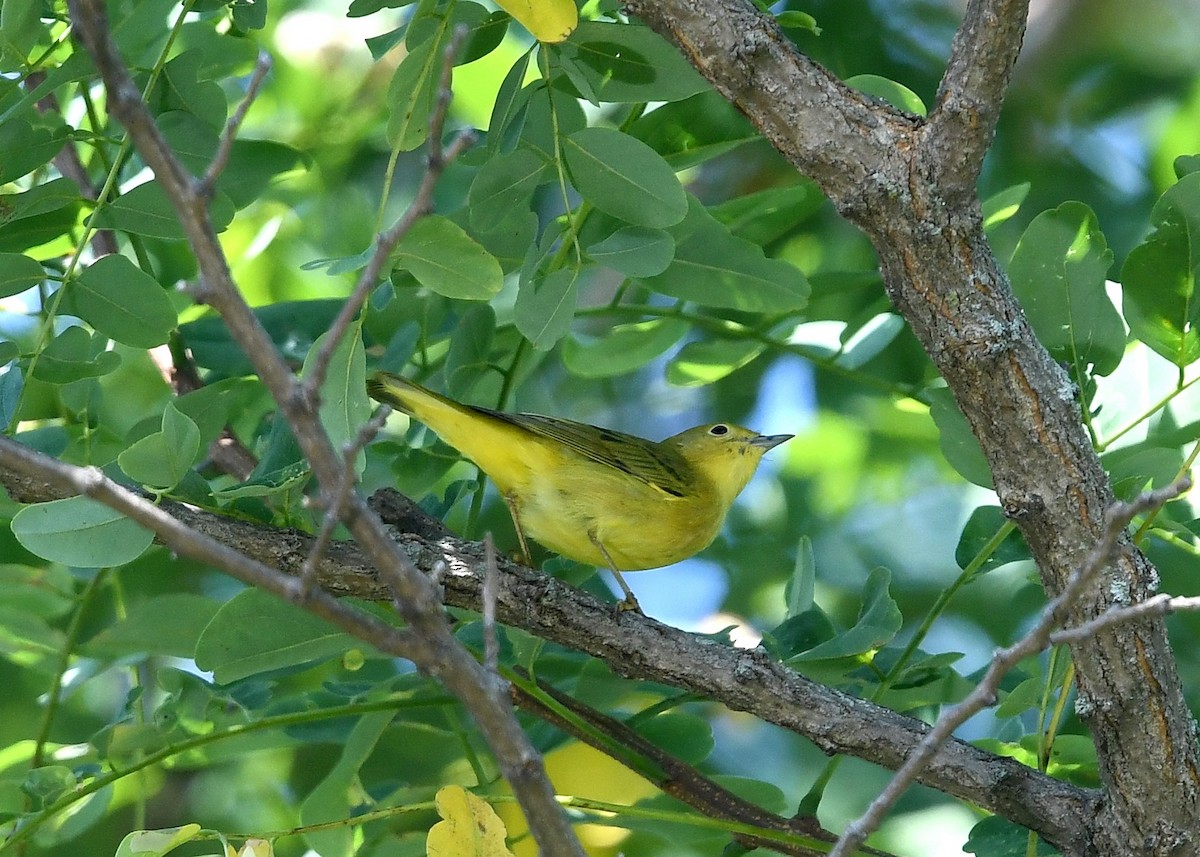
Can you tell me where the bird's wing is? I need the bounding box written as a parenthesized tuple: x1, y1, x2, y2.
(487, 411, 692, 498)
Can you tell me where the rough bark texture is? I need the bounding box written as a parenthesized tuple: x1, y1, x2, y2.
(620, 0, 1200, 851)
(0, 470, 1101, 852)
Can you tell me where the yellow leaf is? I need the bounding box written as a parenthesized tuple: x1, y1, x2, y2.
(494, 0, 577, 43)
(427, 785, 516, 857)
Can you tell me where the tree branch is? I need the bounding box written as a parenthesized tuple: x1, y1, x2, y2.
(64, 3, 584, 852)
(625, 0, 1200, 847)
(831, 478, 1191, 857)
(0, 468, 1099, 852)
(925, 0, 1031, 197)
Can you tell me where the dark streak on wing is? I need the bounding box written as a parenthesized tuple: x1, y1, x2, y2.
(475, 407, 692, 497)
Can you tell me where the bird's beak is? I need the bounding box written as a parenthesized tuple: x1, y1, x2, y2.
(752, 433, 793, 451)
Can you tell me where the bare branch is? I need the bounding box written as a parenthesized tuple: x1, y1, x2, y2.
(830, 477, 1192, 857)
(0, 437, 417, 660)
(0, 457, 1096, 852)
(64, 3, 583, 851)
(509, 673, 876, 857)
(198, 52, 273, 195)
(299, 406, 391, 593)
(1051, 594, 1200, 645)
(301, 26, 475, 399)
(628, 0, 1200, 844)
(483, 533, 500, 677)
(924, 0, 1031, 197)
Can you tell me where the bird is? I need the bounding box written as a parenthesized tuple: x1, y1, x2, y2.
(366, 371, 792, 611)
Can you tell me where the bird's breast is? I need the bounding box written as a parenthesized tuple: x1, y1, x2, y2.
(517, 460, 724, 570)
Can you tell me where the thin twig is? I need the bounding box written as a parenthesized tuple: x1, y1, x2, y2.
(829, 476, 1192, 857)
(0, 460, 1098, 849)
(507, 672, 881, 857)
(198, 52, 273, 194)
(1050, 594, 1200, 644)
(299, 406, 392, 593)
(301, 25, 475, 399)
(64, 4, 584, 852)
(926, 0, 1032, 196)
(483, 533, 499, 676)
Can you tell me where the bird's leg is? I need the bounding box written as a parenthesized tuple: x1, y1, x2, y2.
(588, 531, 641, 613)
(502, 492, 533, 566)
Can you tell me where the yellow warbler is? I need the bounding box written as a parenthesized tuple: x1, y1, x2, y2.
(367, 372, 791, 610)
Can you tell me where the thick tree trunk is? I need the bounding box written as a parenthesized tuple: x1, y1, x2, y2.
(625, 0, 1200, 850)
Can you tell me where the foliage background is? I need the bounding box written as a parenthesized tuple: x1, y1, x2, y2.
(3, 0, 1200, 854)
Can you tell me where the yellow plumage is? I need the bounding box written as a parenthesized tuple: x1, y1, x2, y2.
(367, 371, 791, 608)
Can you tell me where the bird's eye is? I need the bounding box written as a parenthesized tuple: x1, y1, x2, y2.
(708, 424, 729, 436)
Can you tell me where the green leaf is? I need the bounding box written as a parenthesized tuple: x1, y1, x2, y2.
(955, 506, 1028, 574)
(763, 608, 836, 660)
(784, 535, 816, 617)
(775, 10, 821, 34)
(182, 300, 344, 375)
(995, 676, 1043, 718)
(1175, 154, 1200, 179)
(0, 564, 74, 621)
(117, 403, 202, 490)
(158, 110, 219, 176)
(393, 215, 503, 299)
(550, 21, 710, 103)
(445, 304, 497, 397)
(562, 317, 687, 378)
(563, 127, 688, 228)
(68, 255, 177, 348)
(845, 73, 927, 116)
(0, 117, 68, 183)
(112, 825, 202, 857)
(791, 567, 902, 661)
(0, 205, 79, 253)
(467, 146, 549, 231)
(194, 587, 360, 683)
(386, 35, 443, 151)
(221, 412, 310, 499)
(173, 377, 255, 444)
(487, 50, 533, 154)
(231, 0, 267, 29)
(0, 252, 44, 297)
(1009, 201, 1123, 376)
(83, 593, 220, 659)
(642, 197, 809, 312)
(300, 322, 371, 475)
(666, 339, 765, 387)
(93, 180, 235, 239)
(965, 815, 1058, 857)
(520, 83, 586, 160)
(835, 313, 905, 369)
(31, 326, 122, 384)
(710, 182, 825, 246)
(630, 90, 759, 170)
(982, 182, 1030, 231)
(928, 387, 992, 488)
(0, 366, 24, 428)
(217, 140, 308, 209)
(515, 266, 583, 350)
(157, 50, 226, 128)
(0, 177, 79, 224)
(1, 0, 43, 57)
(453, 3, 509, 65)
(585, 226, 674, 276)
(301, 710, 397, 857)
(1121, 172, 1200, 367)
(633, 712, 714, 764)
(12, 496, 154, 567)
